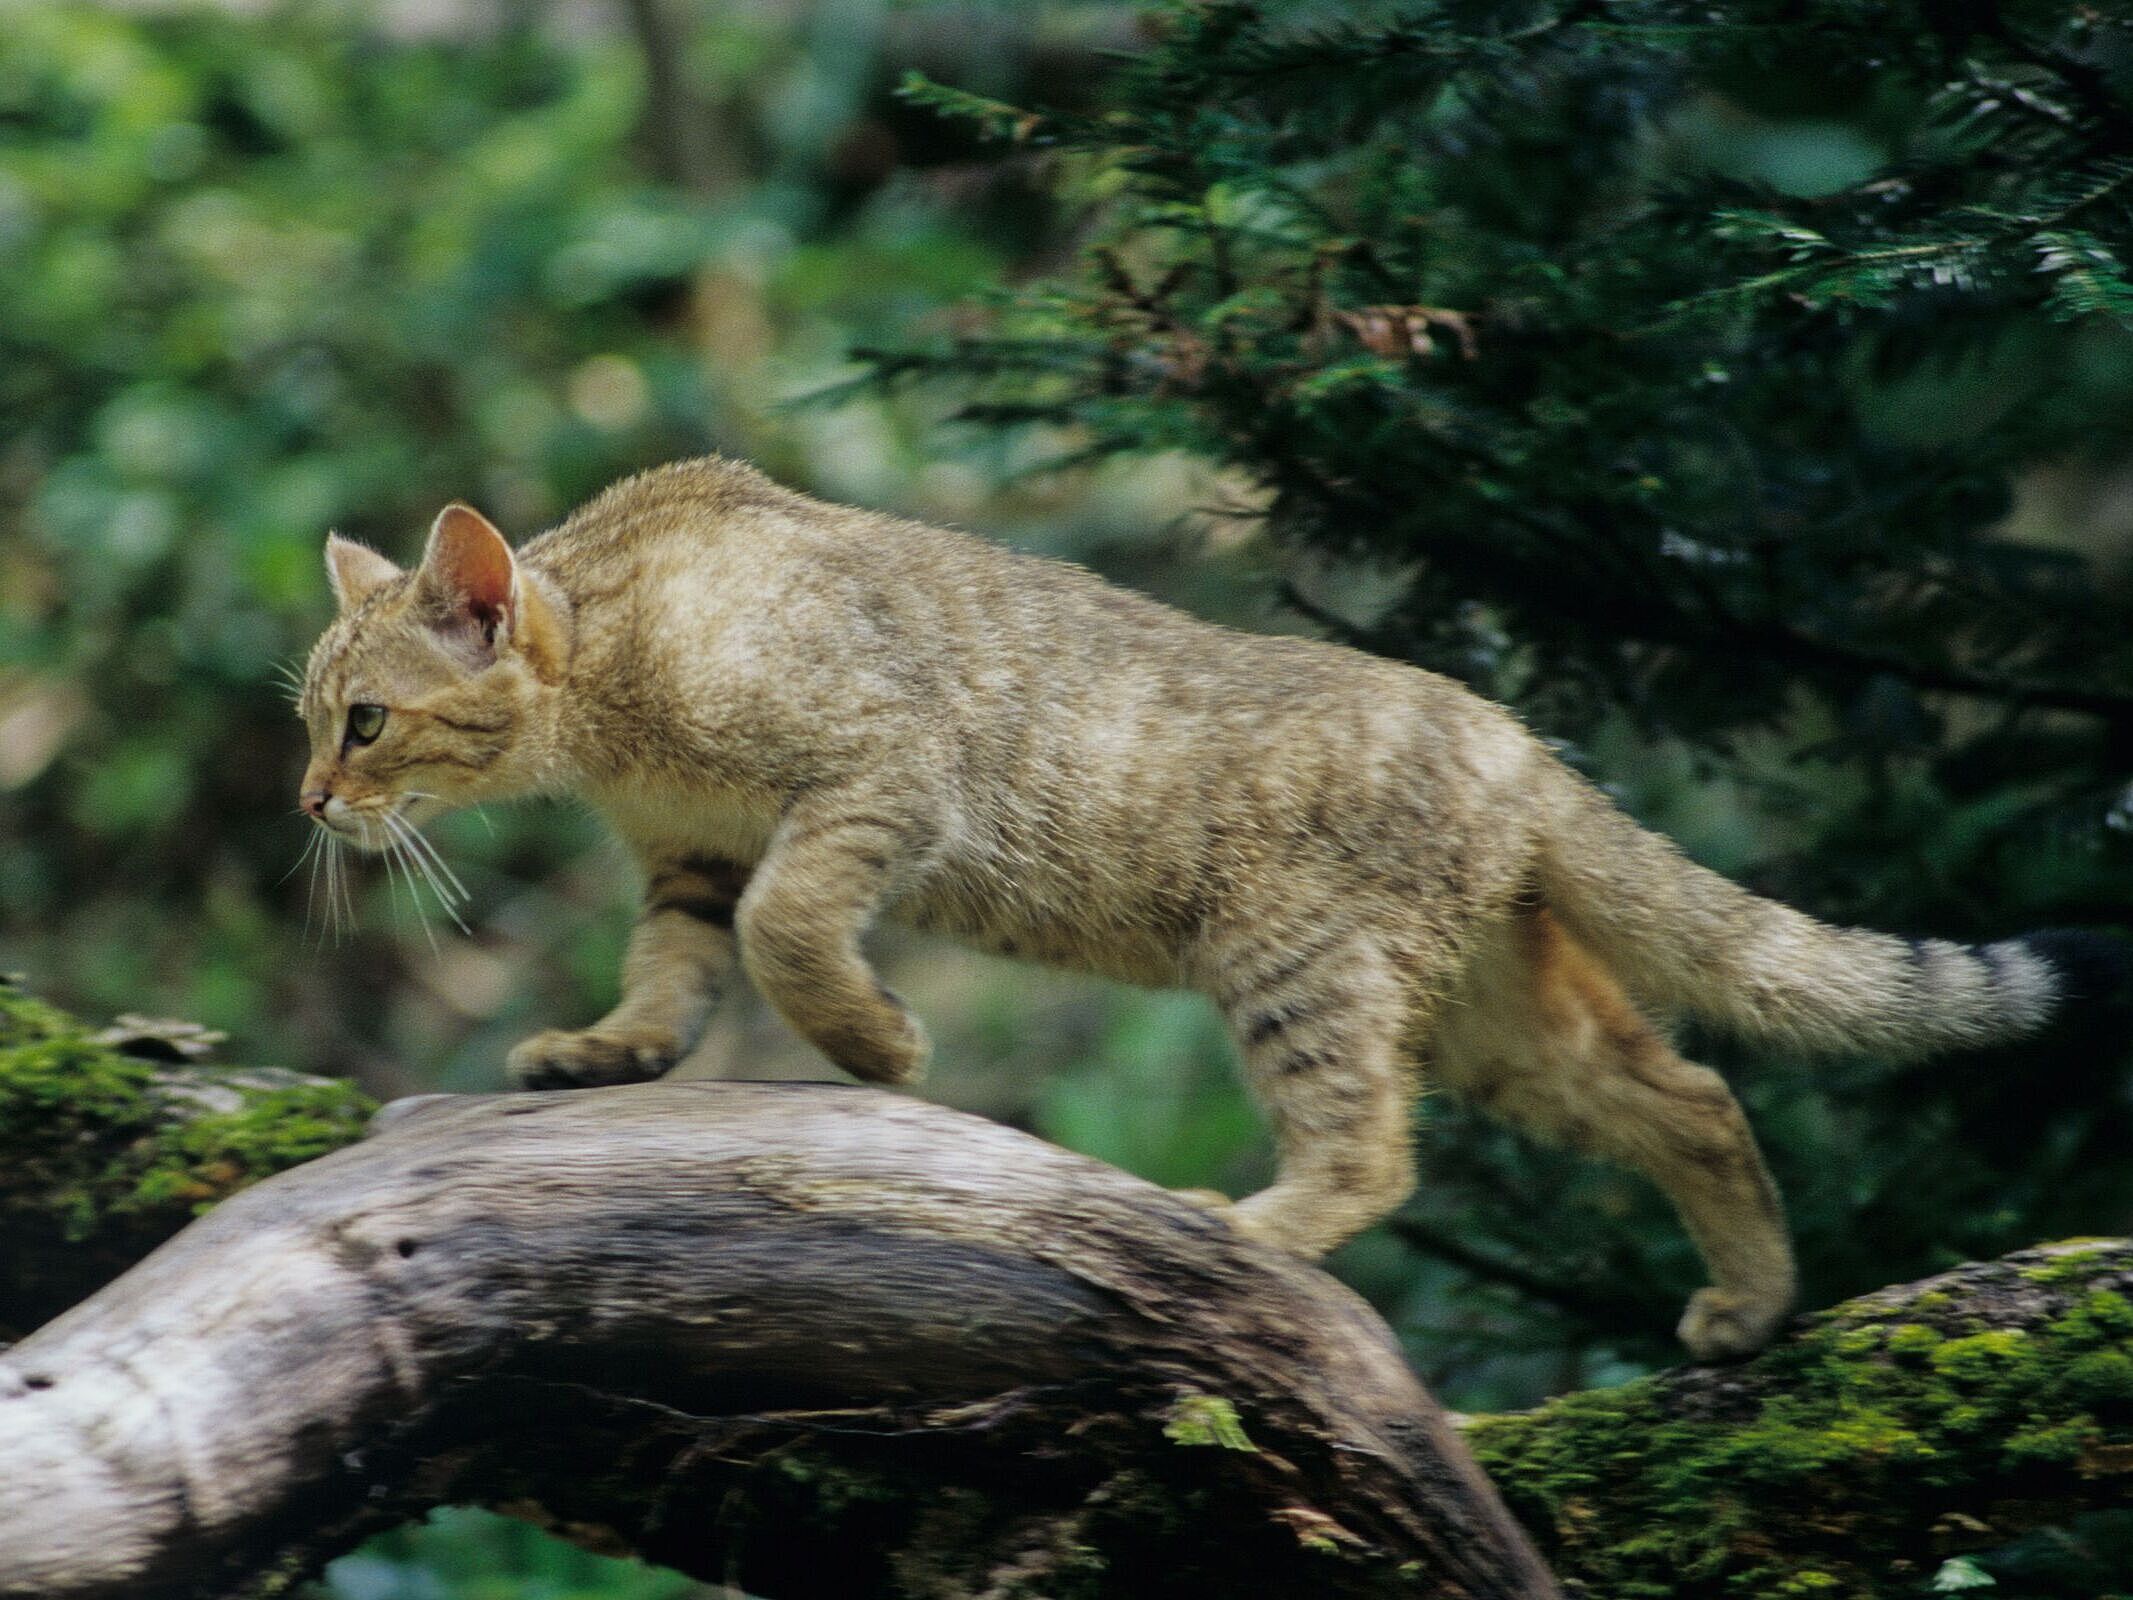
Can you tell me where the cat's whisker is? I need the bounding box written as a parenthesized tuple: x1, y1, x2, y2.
(375, 812, 443, 949)
(404, 850, 445, 953)
(385, 810, 470, 935)
(317, 835, 341, 946)
(278, 825, 323, 888)
(385, 808, 448, 897)
(301, 829, 326, 942)
(375, 820, 425, 949)
(392, 809, 470, 909)
(331, 834, 355, 944)
(315, 835, 332, 947)
(400, 791, 488, 847)
(288, 827, 329, 944)
(375, 823, 407, 920)
(398, 808, 473, 904)
(327, 835, 345, 945)
(407, 836, 472, 923)
(388, 831, 443, 955)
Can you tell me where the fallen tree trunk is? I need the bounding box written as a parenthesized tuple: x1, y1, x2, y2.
(0, 1082, 1558, 1600)
(6, 983, 2130, 1594)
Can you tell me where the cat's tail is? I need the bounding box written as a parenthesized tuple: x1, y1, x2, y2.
(1534, 771, 2131, 1058)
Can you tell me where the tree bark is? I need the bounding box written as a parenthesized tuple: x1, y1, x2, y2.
(0, 1082, 1558, 1600)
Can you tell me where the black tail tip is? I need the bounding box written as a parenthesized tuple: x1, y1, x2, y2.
(2020, 927, 2133, 1021)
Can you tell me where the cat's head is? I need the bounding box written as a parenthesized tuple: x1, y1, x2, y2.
(297, 503, 568, 851)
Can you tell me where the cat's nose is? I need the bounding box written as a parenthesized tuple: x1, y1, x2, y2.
(300, 788, 331, 820)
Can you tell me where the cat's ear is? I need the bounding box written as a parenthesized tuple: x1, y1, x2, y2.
(417, 503, 517, 667)
(324, 533, 403, 613)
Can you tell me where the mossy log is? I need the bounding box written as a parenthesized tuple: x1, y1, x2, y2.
(0, 977, 373, 1338)
(0, 1081, 1558, 1600)
(1471, 1239, 2133, 1596)
(5, 981, 2128, 1597)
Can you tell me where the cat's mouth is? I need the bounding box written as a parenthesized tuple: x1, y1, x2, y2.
(313, 799, 385, 851)
(302, 795, 470, 936)
(316, 796, 438, 853)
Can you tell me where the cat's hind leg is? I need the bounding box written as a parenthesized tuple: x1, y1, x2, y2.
(1436, 905, 1795, 1360)
(1214, 924, 1425, 1259)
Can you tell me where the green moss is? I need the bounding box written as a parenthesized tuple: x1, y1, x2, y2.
(0, 980, 91, 1049)
(1773, 1573, 1841, 1594)
(2002, 1413, 2098, 1465)
(2061, 1350, 2133, 1411)
(0, 977, 373, 1241)
(126, 1081, 377, 1211)
(1467, 1249, 2133, 1597)
(1831, 1325, 1884, 1358)
(1163, 1393, 1256, 1451)
(1886, 1323, 1943, 1360)
(2056, 1289, 2133, 1341)
(1930, 1329, 2031, 1385)
(2015, 1239, 2119, 1284)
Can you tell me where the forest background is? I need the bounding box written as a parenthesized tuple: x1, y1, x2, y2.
(2, 1, 2131, 1595)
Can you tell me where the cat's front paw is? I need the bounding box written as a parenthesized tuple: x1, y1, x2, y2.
(506, 1027, 680, 1090)
(1676, 1286, 1788, 1362)
(815, 1007, 931, 1086)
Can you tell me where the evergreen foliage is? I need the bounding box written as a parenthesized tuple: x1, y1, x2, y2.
(890, 1, 2133, 749)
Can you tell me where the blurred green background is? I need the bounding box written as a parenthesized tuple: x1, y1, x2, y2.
(2, 3, 2131, 1595)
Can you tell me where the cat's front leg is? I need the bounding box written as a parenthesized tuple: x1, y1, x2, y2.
(507, 854, 747, 1089)
(737, 794, 933, 1086)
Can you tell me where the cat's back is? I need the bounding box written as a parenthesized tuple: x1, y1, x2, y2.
(529, 456, 1023, 600)
(530, 455, 1502, 755)
(530, 458, 1507, 731)
(526, 456, 1197, 669)
(522, 456, 817, 590)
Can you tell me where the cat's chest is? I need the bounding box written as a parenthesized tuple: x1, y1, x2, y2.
(589, 780, 780, 868)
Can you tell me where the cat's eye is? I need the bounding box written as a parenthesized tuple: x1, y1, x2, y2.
(345, 704, 387, 746)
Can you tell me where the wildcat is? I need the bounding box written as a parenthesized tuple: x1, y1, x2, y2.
(298, 456, 2119, 1359)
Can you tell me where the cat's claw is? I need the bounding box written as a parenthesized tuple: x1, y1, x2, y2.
(1676, 1286, 1788, 1362)
(506, 1028, 679, 1090)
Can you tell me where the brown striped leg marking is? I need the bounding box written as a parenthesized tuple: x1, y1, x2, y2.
(507, 855, 748, 1089)
(1219, 931, 1422, 1258)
